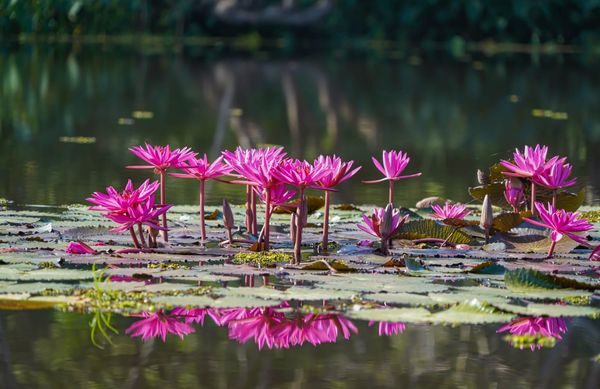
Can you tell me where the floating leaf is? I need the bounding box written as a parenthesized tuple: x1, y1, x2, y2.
(347, 307, 431, 324)
(494, 302, 600, 317)
(362, 292, 437, 307)
(469, 261, 506, 275)
(492, 212, 522, 232)
(428, 301, 515, 324)
(394, 219, 474, 245)
(468, 183, 506, 205)
(505, 269, 598, 291)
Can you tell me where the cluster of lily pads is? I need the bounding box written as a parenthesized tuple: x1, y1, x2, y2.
(86, 143, 596, 261)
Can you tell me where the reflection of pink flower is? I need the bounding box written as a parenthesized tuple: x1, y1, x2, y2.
(368, 321, 406, 336)
(227, 307, 286, 350)
(430, 203, 471, 220)
(170, 307, 222, 325)
(66, 241, 97, 254)
(126, 310, 195, 342)
(524, 202, 593, 246)
(496, 317, 568, 351)
(128, 144, 196, 172)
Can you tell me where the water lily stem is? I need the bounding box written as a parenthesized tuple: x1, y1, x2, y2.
(388, 180, 394, 206)
(381, 237, 390, 256)
(160, 170, 168, 242)
(552, 190, 557, 208)
(199, 179, 206, 245)
(294, 188, 305, 264)
(321, 191, 331, 252)
(251, 188, 258, 235)
(137, 223, 147, 247)
(530, 182, 536, 216)
(264, 187, 271, 250)
(245, 185, 252, 232)
(129, 227, 141, 249)
(547, 240, 557, 258)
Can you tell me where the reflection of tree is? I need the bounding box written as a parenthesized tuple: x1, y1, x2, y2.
(1, 48, 600, 207)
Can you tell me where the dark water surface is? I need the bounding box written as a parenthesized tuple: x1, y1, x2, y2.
(1, 45, 600, 207)
(0, 310, 598, 389)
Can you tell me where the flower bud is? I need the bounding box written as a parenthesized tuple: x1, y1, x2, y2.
(380, 203, 394, 239)
(223, 199, 234, 230)
(480, 194, 493, 230)
(477, 169, 490, 185)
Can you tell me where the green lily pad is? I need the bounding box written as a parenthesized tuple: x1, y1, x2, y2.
(347, 307, 431, 323)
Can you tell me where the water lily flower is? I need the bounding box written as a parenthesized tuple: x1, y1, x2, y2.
(504, 178, 525, 212)
(532, 161, 577, 207)
(126, 310, 195, 342)
(66, 241, 97, 255)
(222, 146, 287, 249)
(170, 307, 222, 325)
(274, 158, 329, 264)
(368, 321, 406, 336)
(500, 145, 562, 215)
(589, 245, 600, 261)
(128, 144, 197, 241)
(430, 203, 471, 220)
(357, 204, 408, 255)
(524, 202, 593, 258)
(314, 155, 361, 252)
(87, 179, 159, 213)
(170, 154, 232, 244)
(363, 150, 422, 205)
(496, 316, 568, 351)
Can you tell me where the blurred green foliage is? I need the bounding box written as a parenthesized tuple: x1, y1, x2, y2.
(0, 0, 599, 45)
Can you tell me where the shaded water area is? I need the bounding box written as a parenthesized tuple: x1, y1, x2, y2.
(2, 45, 600, 206)
(1, 310, 599, 388)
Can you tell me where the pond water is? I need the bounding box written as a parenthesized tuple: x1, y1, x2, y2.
(2, 45, 600, 388)
(1, 45, 600, 207)
(1, 309, 599, 388)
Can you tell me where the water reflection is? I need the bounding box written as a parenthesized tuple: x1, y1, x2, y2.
(2, 46, 600, 206)
(496, 316, 568, 351)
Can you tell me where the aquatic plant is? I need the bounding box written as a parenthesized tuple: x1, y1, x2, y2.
(357, 204, 408, 255)
(314, 155, 361, 252)
(363, 150, 421, 205)
(170, 154, 232, 244)
(274, 158, 329, 264)
(430, 202, 471, 220)
(87, 180, 171, 248)
(128, 144, 196, 241)
(126, 310, 195, 342)
(532, 161, 576, 207)
(524, 202, 593, 257)
(223, 146, 287, 250)
(496, 316, 568, 351)
(500, 144, 562, 215)
(504, 178, 525, 212)
(66, 241, 97, 255)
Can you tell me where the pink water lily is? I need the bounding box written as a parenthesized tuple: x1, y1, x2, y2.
(533, 161, 577, 207)
(87, 179, 159, 213)
(368, 321, 406, 337)
(504, 178, 525, 212)
(274, 158, 330, 264)
(430, 203, 471, 220)
(170, 154, 232, 244)
(363, 150, 421, 205)
(524, 202, 593, 257)
(496, 316, 568, 351)
(170, 307, 222, 325)
(128, 144, 196, 242)
(314, 155, 362, 252)
(222, 146, 287, 250)
(500, 145, 563, 215)
(66, 241, 97, 255)
(357, 204, 408, 255)
(254, 184, 296, 208)
(126, 310, 195, 342)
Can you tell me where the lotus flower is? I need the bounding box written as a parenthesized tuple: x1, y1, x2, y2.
(500, 145, 563, 215)
(363, 150, 422, 205)
(524, 202, 593, 257)
(170, 154, 232, 244)
(314, 155, 362, 252)
(222, 146, 287, 249)
(430, 203, 471, 220)
(126, 310, 195, 342)
(496, 316, 568, 351)
(368, 321, 406, 336)
(504, 178, 525, 212)
(66, 241, 97, 255)
(357, 204, 408, 255)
